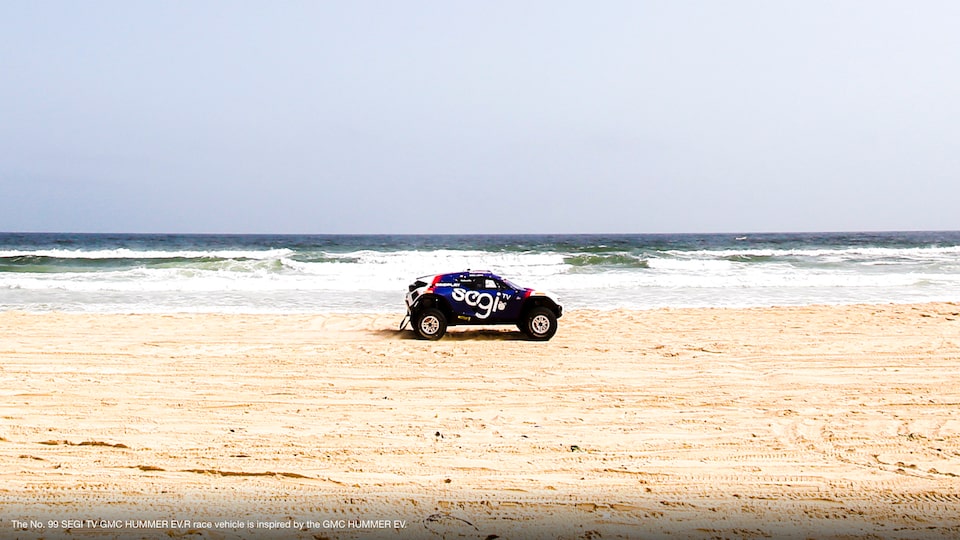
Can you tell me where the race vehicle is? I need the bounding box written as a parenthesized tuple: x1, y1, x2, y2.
(400, 270, 562, 340)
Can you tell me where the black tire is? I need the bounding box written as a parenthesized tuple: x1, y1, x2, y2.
(522, 307, 557, 341)
(414, 308, 447, 340)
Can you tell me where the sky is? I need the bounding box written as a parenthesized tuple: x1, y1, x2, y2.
(1, 1, 959, 235)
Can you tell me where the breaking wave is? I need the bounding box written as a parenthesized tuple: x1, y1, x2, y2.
(1, 232, 959, 312)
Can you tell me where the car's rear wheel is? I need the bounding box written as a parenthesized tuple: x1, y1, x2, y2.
(414, 308, 447, 340)
(523, 307, 557, 341)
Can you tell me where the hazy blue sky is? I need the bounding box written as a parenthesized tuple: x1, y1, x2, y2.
(2, 1, 959, 234)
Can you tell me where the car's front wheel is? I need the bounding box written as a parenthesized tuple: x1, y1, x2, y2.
(522, 307, 557, 341)
(414, 308, 447, 340)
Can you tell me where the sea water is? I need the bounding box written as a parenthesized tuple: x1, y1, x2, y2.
(1, 231, 959, 313)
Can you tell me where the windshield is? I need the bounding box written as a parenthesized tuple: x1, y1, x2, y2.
(502, 278, 524, 290)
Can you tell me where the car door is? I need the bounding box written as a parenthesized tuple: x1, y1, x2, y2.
(449, 276, 488, 321)
(477, 277, 524, 323)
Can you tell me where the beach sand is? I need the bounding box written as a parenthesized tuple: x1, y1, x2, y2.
(1, 304, 959, 539)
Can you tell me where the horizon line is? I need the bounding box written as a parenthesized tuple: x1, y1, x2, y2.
(2, 229, 959, 237)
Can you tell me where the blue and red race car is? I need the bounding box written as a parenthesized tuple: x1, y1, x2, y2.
(400, 270, 562, 340)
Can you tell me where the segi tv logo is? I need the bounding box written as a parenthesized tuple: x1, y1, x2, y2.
(450, 288, 509, 319)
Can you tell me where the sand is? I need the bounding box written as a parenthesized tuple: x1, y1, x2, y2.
(1, 303, 959, 539)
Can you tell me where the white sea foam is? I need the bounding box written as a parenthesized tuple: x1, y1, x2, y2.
(2, 238, 960, 313)
(0, 248, 295, 260)
(665, 245, 960, 260)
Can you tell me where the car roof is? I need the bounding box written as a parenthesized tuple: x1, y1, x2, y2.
(433, 270, 498, 279)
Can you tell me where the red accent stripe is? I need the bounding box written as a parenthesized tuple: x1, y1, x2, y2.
(425, 274, 442, 294)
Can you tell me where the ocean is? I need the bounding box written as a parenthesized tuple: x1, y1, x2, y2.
(1, 231, 959, 314)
